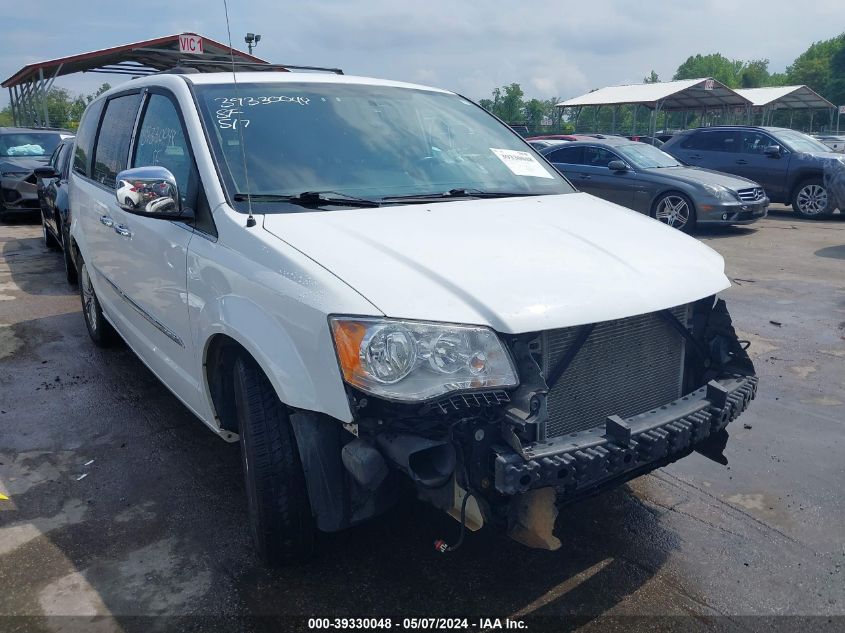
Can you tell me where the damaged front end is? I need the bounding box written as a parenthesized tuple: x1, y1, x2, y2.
(309, 297, 756, 549)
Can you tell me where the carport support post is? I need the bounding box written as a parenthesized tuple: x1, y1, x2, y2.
(8, 88, 18, 126)
(632, 105, 638, 135)
(38, 68, 50, 128)
(594, 105, 601, 133)
(611, 106, 618, 134)
(809, 111, 814, 133)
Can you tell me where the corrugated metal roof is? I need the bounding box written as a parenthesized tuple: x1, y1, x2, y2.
(734, 85, 834, 109)
(2, 33, 268, 88)
(556, 78, 751, 110)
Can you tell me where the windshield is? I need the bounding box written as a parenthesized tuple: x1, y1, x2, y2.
(195, 82, 574, 212)
(772, 130, 831, 153)
(616, 143, 681, 169)
(0, 132, 62, 157)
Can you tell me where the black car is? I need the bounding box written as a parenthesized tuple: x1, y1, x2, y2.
(0, 127, 72, 221)
(35, 137, 77, 284)
(541, 138, 768, 232)
(663, 126, 845, 218)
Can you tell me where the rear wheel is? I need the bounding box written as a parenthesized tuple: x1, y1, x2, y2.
(42, 215, 60, 250)
(792, 179, 832, 218)
(78, 255, 115, 347)
(653, 192, 696, 233)
(234, 356, 315, 566)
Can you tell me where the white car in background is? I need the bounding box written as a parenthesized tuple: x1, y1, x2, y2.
(815, 135, 845, 153)
(68, 71, 757, 565)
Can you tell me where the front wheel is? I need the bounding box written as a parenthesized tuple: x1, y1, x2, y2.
(234, 356, 315, 566)
(78, 256, 115, 347)
(60, 222, 78, 285)
(792, 179, 832, 218)
(653, 192, 696, 233)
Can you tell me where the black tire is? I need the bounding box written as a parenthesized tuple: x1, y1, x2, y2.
(652, 191, 696, 233)
(78, 254, 116, 347)
(60, 223, 78, 285)
(42, 215, 60, 250)
(233, 356, 315, 565)
(792, 178, 833, 219)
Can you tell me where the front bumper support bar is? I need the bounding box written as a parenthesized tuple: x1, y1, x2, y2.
(494, 376, 758, 496)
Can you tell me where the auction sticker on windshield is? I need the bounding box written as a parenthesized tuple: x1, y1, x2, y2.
(490, 148, 554, 178)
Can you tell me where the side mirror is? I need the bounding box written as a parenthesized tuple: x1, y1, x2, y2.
(115, 167, 186, 219)
(763, 145, 782, 157)
(607, 160, 629, 171)
(34, 166, 58, 180)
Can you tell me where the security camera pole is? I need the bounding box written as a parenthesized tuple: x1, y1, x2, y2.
(244, 33, 261, 55)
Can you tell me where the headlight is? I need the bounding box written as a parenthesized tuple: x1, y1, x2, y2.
(330, 317, 518, 401)
(701, 183, 737, 202)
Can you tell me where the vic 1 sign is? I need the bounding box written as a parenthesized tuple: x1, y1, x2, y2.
(179, 35, 204, 54)
(840, 105, 845, 115)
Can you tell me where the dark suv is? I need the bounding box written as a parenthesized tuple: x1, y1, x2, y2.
(663, 126, 845, 219)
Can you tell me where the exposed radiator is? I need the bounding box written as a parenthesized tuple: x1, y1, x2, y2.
(541, 304, 689, 439)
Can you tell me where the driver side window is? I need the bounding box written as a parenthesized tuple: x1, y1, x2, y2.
(132, 93, 198, 210)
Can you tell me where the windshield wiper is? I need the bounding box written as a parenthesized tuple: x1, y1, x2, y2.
(234, 191, 381, 208)
(381, 188, 537, 203)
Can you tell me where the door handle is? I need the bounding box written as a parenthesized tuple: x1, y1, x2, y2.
(114, 224, 132, 238)
(579, 175, 592, 180)
(735, 159, 749, 165)
(99, 215, 114, 227)
(688, 154, 702, 160)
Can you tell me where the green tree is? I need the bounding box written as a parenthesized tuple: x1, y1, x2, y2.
(0, 82, 111, 130)
(673, 53, 745, 87)
(643, 70, 660, 83)
(738, 59, 770, 88)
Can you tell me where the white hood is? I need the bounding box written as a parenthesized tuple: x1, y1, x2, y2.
(262, 192, 729, 333)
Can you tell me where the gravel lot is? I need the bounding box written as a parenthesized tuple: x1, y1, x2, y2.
(1, 207, 844, 632)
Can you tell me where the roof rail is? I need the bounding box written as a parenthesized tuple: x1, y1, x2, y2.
(150, 53, 343, 75)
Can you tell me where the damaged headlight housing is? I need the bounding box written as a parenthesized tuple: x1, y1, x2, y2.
(330, 317, 518, 401)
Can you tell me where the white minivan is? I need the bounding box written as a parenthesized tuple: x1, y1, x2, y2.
(68, 69, 757, 564)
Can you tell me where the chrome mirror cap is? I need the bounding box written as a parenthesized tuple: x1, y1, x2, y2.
(115, 167, 181, 217)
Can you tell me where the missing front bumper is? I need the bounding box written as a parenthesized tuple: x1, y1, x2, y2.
(494, 375, 758, 497)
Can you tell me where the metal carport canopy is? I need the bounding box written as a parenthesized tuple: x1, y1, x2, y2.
(734, 85, 834, 110)
(555, 77, 751, 111)
(1, 33, 274, 127)
(1, 33, 269, 88)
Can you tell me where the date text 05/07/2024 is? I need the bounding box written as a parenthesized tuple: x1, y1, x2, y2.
(307, 617, 528, 630)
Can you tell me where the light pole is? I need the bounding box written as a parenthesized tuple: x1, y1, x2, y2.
(244, 33, 261, 55)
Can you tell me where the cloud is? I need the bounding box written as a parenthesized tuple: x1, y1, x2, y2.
(1, 0, 844, 109)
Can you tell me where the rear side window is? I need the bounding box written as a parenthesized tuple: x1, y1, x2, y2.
(546, 146, 584, 164)
(680, 131, 740, 152)
(73, 99, 105, 178)
(92, 93, 142, 188)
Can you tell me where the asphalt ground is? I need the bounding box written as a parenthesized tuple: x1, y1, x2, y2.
(0, 206, 844, 633)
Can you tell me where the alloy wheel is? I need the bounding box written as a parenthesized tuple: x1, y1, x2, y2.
(655, 195, 691, 229)
(80, 264, 98, 333)
(796, 184, 828, 216)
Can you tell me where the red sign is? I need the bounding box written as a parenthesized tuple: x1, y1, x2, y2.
(179, 35, 204, 54)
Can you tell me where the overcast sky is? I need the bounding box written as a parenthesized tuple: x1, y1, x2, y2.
(3, 0, 845, 108)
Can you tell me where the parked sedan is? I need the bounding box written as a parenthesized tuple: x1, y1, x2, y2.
(0, 127, 72, 221)
(541, 138, 768, 232)
(35, 137, 77, 283)
(528, 139, 569, 150)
